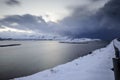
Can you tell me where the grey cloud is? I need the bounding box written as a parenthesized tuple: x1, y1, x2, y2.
(0, 14, 58, 34)
(58, 0, 120, 40)
(1, 0, 120, 40)
(90, 0, 101, 1)
(5, 0, 20, 6)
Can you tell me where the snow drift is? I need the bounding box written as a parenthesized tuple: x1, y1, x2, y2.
(14, 39, 120, 80)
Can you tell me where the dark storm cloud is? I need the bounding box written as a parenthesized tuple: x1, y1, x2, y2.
(101, 0, 120, 20)
(5, 0, 20, 6)
(59, 0, 120, 40)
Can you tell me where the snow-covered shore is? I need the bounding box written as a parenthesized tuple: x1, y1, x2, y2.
(59, 38, 101, 44)
(14, 39, 120, 80)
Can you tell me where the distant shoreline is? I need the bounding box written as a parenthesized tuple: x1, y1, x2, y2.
(0, 44, 21, 47)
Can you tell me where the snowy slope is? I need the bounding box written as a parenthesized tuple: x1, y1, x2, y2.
(14, 39, 120, 80)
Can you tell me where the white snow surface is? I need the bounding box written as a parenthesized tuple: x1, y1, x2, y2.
(14, 39, 120, 80)
(59, 38, 101, 43)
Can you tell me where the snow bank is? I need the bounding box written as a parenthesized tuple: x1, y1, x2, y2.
(14, 39, 120, 80)
(59, 38, 101, 43)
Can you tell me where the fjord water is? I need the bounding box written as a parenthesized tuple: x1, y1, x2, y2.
(0, 41, 109, 80)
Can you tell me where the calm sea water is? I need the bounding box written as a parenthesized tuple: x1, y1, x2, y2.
(0, 40, 109, 80)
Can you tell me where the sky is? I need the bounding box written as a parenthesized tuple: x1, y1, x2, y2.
(0, 0, 120, 40)
(0, 0, 107, 22)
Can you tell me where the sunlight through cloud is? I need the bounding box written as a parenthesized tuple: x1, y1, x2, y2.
(0, 25, 33, 33)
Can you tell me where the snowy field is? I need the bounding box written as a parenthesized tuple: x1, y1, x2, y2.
(14, 39, 120, 80)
